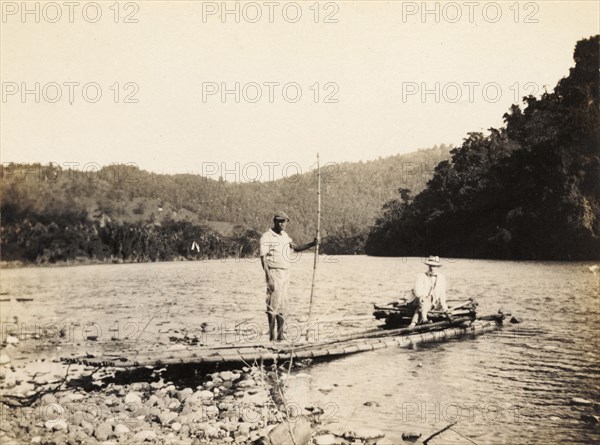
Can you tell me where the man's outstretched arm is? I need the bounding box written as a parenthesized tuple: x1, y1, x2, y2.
(292, 238, 318, 253)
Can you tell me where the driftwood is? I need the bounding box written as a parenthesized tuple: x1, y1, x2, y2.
(422, 422, 458, 444)
(0, 364, 73, 408)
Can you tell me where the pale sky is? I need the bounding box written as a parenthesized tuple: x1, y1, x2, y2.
(1, 1, 598, 179)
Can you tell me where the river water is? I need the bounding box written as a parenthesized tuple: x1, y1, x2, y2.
(1, 256, 599, 444)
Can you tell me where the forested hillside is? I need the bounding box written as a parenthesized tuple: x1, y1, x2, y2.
(1, 146, 451, 264)
(366, 36, 600, 260)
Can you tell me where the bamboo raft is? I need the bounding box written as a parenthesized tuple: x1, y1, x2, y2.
(62, 312, 507, 368)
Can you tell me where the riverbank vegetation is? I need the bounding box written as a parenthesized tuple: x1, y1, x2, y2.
(1, 148, 450, 264)
(366, 36, 600, 260)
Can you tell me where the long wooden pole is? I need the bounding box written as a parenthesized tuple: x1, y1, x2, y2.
(307, 153, 321, 327)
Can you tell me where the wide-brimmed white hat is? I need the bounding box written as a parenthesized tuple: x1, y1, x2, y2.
(424, 255, 442, 267)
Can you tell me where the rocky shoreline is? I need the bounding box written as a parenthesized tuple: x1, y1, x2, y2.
(1, 339, 393, 445)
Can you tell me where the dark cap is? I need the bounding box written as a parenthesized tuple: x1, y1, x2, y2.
(273, 211, 290, 221)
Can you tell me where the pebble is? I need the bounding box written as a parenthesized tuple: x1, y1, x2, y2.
(193, 389, 214, 402)
(177, 388, 193, 402)
(163, 384, 176, 393)
(236, 380, 255, 389)
(14, 382, 35, 395)
(220, 371, 235, 381)
(80, 420, 94, 436)
(318, 384, 335, 394)
(124, 392, 142, 405)
(267, 418, 312, 445)
(172, 422, 182, 432)
(150, 380, 165, 389)
(321, 423, 346, 437)
(234, 433, 250, 443)
(221, 421, 238, 432)
(344, 428, 385, 440)
(40, 393, 58, 404)
(145, 394, 160, 407)
(159, 411, 178, 425)
(132, 430, 157, 442)
(177, 414, 190, 425)
(44, 419, 68, 432)
(238, 423, 252, 435)
(94, 421, 113, 441)
(168, 399, 181, 410)
(180, 425, 191, 437)
(131, 382, 149, 391)
(59, 393, 85, 404)
(205, 405, 220, 418)
(314, 433, 337, 445)
(114, 424, 130, 435)
(0, 353, 10, 365)
(203, 425, 220, 438)
(5, 336, 19, 345)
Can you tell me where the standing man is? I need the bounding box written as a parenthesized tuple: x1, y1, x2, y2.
(408, 255, 448, 327)
(260, 211, 317, 341)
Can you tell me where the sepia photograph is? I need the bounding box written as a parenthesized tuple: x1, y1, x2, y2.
(1, 1, 599, 444)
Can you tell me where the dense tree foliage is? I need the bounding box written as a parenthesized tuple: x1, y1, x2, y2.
(1, 147, 450, 264)
(366, 36, 600, 260)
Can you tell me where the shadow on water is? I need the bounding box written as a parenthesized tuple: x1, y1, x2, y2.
(65, 357, 320, 392)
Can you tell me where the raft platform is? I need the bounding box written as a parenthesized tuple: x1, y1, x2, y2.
(61, 313, 507, 368)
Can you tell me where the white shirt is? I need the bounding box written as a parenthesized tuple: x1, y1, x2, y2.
(260, 229, 294, 269)
(412, 271, 448, 311)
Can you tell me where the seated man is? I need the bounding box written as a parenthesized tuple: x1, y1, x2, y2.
(408, 256, 448, 327)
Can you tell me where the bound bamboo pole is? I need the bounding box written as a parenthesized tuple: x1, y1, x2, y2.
(306, 153, 321, 336)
